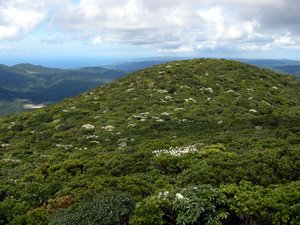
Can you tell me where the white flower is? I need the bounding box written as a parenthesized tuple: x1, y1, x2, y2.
(101, 125, 115, 131)
(157, 89, 168, 94)
(161, 112, 172, 116)
(86, 135, 98, 140)
(185, 98, 196, 103)
(153, 144, 200, 156)
(2, 158, 20, 163)
(127, 88, 134, 92)
(118, 142, 127, 149)
(158, 191, 169, 198)
(249, 109, 258, 113)
(1, 144, 9, 148)
(82, 124, 95, 130)
(176, 193, 184, 200)
(261, 100, 271, 106)
(128, 123, 136, 128)
(56, 144, 73, 149)
(180, 85, 190, 89)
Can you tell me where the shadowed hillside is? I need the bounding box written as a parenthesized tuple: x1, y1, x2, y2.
(0, 64, 125, 115)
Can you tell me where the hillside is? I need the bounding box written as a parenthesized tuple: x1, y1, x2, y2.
(108, 58, 300, 77)
(107, 60, 172, 72)
(239, 59, 300, 77)
(0, 59, 299, 225)
(0, 64, 125, 115)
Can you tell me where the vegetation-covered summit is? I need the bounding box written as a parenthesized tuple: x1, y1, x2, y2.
(0, 59, 299, 224)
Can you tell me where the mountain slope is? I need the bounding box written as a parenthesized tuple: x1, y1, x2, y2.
(107, 60, 171, 72)
(0, 59, 299, 225)
(0, 64, 126, 115)
(240, 59, 300, 77)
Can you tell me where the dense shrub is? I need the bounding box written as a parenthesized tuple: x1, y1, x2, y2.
(49, 192, 135, 225)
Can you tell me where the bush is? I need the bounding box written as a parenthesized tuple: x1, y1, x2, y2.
(131, 185, 228, 225)
(49, 192, 135, 225)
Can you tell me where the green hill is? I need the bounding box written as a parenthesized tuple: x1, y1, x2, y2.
(0, 59, 299, 225)
(0, 64, 125, 115)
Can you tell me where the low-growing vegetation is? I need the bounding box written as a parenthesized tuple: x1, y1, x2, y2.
(0, 59, 299, 224)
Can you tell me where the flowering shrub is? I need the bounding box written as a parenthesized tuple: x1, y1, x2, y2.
(153, 143, 202, 157)
(130, 185, 228, 225)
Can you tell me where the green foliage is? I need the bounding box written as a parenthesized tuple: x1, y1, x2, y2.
(0, 59, 299, 224)
(11, 208, 48, 225)
(131, 185, 228, 225)
(130, 197, 165, 225)
(49, 192, 135, 225)
(222, 181, 300, 225)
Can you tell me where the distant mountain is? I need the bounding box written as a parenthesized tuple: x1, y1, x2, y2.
(106, 60, 172, 72)
(0, 59, 299, 224)
(0, 64, 126, 115)
(239, 59, 300, 77)
(273, 65, 300, 76)
(239, 59, 300, 67)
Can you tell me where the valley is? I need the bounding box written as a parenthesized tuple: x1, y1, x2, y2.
(0, 64, 125, 115)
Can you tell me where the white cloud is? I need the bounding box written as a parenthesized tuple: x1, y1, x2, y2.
(92, 36, 102, 45)
(274, 34, 297, 46)
(240, 44, 272, 52)
(196, 41, 218, 50)
(49, 1, 266, 52)
(197, 7, 260, 42)
(1, 0, 300, 55)
(0, 0, 47, 41)
(241, 34, 300, 52)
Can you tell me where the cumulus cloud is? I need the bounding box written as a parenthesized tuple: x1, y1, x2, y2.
(197, 7, 260, 41)
(0, 0, 47, 40)
(1, 0, 300, 54)
(47, 0, 300, 52)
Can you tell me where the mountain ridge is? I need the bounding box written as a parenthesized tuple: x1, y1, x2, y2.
(0, 64, 126, 115)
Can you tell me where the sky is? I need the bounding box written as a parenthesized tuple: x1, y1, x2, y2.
(0, 0, 300, 68)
